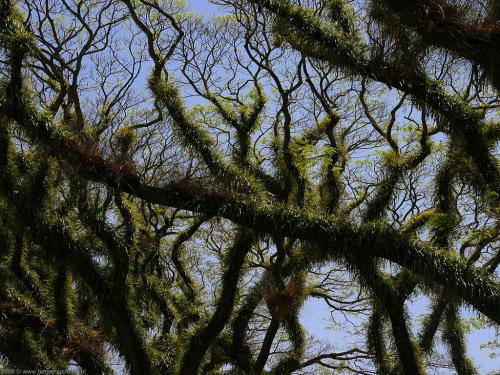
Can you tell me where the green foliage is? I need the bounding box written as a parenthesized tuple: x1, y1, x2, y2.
(115, 126, 138, 155)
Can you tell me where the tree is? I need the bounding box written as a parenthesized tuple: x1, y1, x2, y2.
(0, 0, 499, 373)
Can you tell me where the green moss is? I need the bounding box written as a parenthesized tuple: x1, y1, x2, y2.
(367, 307, 393, 374)
(149, 77, 266, 196)
(443, 304, 479, 375)
(115, 126, 138, 155)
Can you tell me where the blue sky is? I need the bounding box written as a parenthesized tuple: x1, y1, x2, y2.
(187, 0, 220, 14)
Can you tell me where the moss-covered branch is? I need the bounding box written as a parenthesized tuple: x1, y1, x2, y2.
(179, 230, 253, 374)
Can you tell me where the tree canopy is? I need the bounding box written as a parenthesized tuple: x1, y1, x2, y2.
(0, 0, 499, 374)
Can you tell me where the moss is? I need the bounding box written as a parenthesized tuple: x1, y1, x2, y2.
(0, 115, 16, 196)
(178, 230, 253, 375)
(272, 312, 305, 374)
(238, 83, 267, 130)
(53, 265, 71, 337)
(418, 295, 448, 353)
(150, 334, 178, 375)
(23, 157, 57, 213)
(363, 166, 401, 222)
(443, 303, 479, 375)
(1, 25, 34, 56)
(149, 77, 266, 196)
(401, 209, 436, 234)
(18, 329, 53, 369)
(230, 273, 269, 370)
(367, 307, 392, 374)
(115, 126, 138, 155)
